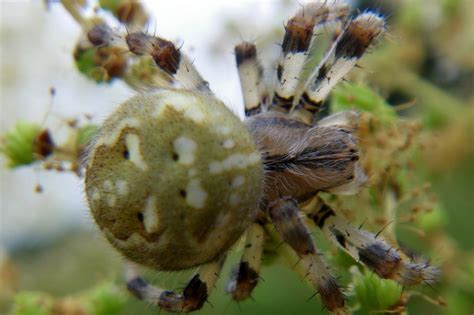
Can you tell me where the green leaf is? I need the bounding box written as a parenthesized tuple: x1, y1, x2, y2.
(10, 292, 52, 315)
(331, 83, 397, 124)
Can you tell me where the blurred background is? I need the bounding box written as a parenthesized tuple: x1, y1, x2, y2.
(0, 1, 473, 314)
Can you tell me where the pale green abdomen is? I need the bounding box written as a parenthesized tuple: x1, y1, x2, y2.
(85, 90, 263, 270)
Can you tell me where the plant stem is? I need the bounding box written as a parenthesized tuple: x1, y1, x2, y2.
(60, 0, 87, 28)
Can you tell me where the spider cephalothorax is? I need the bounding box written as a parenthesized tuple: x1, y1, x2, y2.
(84, 1, 439, 313)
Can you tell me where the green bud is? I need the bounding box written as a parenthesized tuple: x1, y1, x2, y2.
(415, 204, 447, 232)
(350, 266, 403, 312)
(10, 292, 52, 315)
(85, 283, 126, 315)
(75, 47, 106, 83)
(1, 121, 41, 168)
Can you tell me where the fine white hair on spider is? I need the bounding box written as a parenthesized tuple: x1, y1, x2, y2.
(80, 1, 439, 313)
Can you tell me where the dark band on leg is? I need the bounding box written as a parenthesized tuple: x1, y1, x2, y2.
(269, 197, 315, 255)
(227, 261, 259, 301)
(312, 203, 335, 228)
(127, 276, 149, 300)
(305, 199, 440, 286)
(226, 222, 264, 301)
(358, 243, 402, 279)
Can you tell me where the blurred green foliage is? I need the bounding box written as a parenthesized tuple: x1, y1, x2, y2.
(331, 83, 396, 124)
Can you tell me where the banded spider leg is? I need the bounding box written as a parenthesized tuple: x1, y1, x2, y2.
(304, 197, 440, 286)
(126, 255, 226, 312)
(295, 12, 386, 124)
(87, 22, 211, 92)
(270, 0, 350, 116)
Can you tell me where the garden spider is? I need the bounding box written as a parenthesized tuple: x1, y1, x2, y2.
(83, 1, 439, 313)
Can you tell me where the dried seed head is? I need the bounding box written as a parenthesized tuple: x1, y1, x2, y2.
(87, 23, 114, 46)
(99, 0, 150, 27)
(34, 129, 55, 158)
(74, 45, 128, 82)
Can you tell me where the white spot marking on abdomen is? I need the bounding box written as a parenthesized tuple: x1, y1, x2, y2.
(143, 195, 159, 233)
(125, 133, 148, 171)
(186, 179, 207, 209)
(173, 137, 197, 165)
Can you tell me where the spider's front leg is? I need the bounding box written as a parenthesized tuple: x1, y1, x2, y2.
(270, 1, 349, 115)
(125, 32, 211, 92)
(294, 13, 386, 123)
(226, 222, 265, 301)
(305, 198, 440, 286)
(269, 197, 346, 314)
(126, 255, 226, 313)
(235, 42, 268, 117)
(87, 24, 211, 92)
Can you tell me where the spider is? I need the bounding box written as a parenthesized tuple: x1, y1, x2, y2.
(83, 1, 439, 313)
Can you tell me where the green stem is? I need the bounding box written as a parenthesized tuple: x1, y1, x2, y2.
(383, 188, 398, 243)
(60, 0, 87, 28)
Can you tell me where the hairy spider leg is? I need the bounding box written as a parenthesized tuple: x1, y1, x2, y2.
(305, 198, 440, 286)
(125, 32, 211, 92)
(270, 0, 349, 115)
(295, 12, 386, 124)
(235, 42, 268, 117)
(126, 255, 226, 313)
(269, 197, 346, 314)
(86, 24, 211, 92)
(226, 222, 265, 301)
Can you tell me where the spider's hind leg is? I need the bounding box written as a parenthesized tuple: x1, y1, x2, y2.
(226, 222, 265, 301)
(126, 255, 226, 313)
(269, 197, 346, 314)
(305, 198, 440, 286)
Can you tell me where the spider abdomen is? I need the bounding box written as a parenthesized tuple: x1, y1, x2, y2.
(85, 90, 263, 270)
